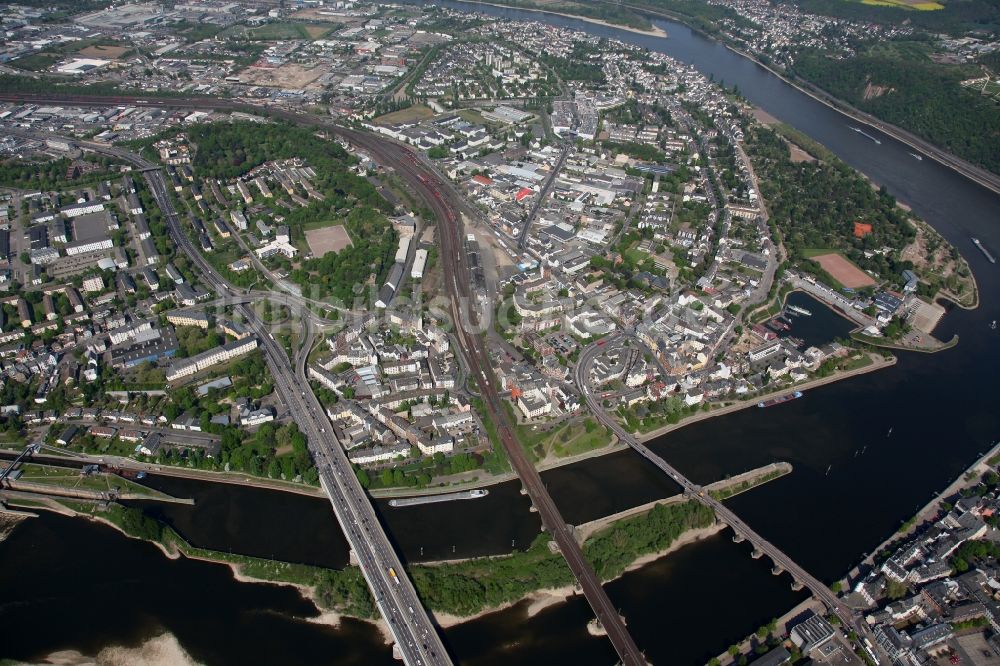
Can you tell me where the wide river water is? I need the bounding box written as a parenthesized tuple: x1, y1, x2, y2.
(2, 3, 998, 664)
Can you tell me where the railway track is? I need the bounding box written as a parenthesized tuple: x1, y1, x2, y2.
(1, 92, 647, 664)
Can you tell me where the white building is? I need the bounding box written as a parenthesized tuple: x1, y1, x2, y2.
(411, 248, 428, 279)
(516, 388, 551, 419)
(82, 276, 105, 293)
(166, 336, 258, 381)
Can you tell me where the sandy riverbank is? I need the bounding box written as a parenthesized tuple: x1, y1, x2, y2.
(9, 499, 391, 640)
(42, 632, 200, 666)
(431, 583, 581, 629)
(622, 522, 726, 575)
(431, 521, 726, 628)
(454, 0, 668, 37)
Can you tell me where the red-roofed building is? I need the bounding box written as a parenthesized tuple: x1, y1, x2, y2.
(854, 221, 873, 238)
(471, 175, 493, 186)
(515, 187, 534, 203)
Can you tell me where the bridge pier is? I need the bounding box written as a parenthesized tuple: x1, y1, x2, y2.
(732, 533, 745, 543)
(529, 504, 538, 513)
(349, 549, 359, 566)
(519, 487, 527, 495)
(791, 580, 804, 591)
(771, 565, 785, 576)
(751, 549, 763, 559)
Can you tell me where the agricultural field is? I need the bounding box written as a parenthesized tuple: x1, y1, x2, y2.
(858, 0, 943, 10)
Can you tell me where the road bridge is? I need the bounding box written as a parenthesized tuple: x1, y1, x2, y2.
(574, 335, 884, 657)
(10, 97, 649, 664)
(49, 133, 456, 666)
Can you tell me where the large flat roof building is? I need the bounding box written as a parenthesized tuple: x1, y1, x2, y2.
(66, 211, 113, 256)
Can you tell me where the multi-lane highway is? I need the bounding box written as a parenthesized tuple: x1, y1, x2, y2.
(53, 134, 455, 666)
(6, 93, 650, 662)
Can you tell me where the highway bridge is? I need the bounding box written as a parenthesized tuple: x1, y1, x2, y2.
(47, 132, 455, 666)
(6, 93, 647, 662)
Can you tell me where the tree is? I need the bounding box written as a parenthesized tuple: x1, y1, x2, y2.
(355, 467, 370, 488)
(267, 458, 281, 479)
(885, 579, 908, 600)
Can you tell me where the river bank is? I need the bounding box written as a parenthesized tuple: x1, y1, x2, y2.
(554, 0, 1000, 195)
(41, 632, 200, 666)
(448, 0, 668, 37)
(843, 438, 1000, 585)
(713, 596, 826, 666)
(0, 352, 895, 507)
(2, 492, 719, 639)
(428, 521, 726, 629)
(637, 353, 897, 443)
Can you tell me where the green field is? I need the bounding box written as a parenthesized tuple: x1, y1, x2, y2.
(11, 52, 61, 72)
(222, 22, 336, 41)
(801, 247, 841, 258)
(374, 104, 437, 125)
(509, 406, 612, 461)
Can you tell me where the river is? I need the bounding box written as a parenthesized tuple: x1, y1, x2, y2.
(2, 3, 999, 663)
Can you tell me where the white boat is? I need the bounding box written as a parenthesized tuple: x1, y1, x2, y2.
(788, 305, 812, 316)
(972, 238, 997, 264)
(909, 152, 923, 161)
(850, 126, 882, 145)
(388, 488, 489, 507)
